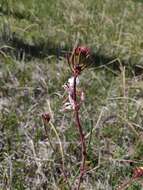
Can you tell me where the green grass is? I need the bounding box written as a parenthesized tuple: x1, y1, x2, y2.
(0, 0, 143, 189)
(0, 0, 143, 66)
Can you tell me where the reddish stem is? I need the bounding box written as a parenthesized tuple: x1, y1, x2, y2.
(73, 73, 87, 190)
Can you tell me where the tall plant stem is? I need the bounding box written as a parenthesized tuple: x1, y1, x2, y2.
(73, 74, 87, 190)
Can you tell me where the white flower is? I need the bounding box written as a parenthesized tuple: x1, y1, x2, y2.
(68, 77, 79, 87)
(61, 76, 84, 112)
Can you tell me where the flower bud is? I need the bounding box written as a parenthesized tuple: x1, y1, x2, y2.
(42, 113, 51, 123)
(74, 46, 91, 57)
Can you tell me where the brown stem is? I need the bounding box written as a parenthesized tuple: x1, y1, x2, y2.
(73, 74, 87, 190)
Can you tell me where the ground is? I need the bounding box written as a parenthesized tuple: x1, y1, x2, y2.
(0, 0, 143, 189)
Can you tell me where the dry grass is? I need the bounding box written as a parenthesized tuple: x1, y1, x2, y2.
(0, 0, 143, 189)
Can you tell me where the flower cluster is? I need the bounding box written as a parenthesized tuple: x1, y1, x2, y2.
(68, 45, 91, 75)
(62, 45, 90, 111)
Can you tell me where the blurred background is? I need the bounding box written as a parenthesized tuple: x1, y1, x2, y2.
(1, 0, 143, 189)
